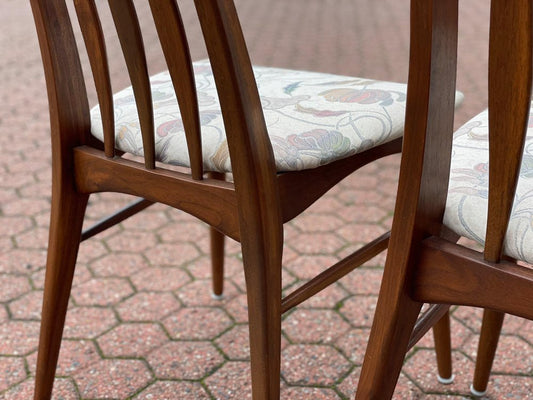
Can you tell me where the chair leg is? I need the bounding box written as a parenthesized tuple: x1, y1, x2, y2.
(471, 310, 505, 397)
(433, 311, 454, 384)
(34, 189, 88, 400)
(356, 286, 422, 399)
(241, 236, 283, 400)
(210, 226, 225, 298)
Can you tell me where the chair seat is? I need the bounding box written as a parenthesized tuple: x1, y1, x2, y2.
(90, 60, 414, 173)
(444, 105, 533, 264)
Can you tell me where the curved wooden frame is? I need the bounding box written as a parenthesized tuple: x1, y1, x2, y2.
(355, 1, 533, 398)
(30, 1, 410, 399)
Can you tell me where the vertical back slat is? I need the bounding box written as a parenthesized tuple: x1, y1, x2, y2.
(485, 0, 533, 262)
(74, 0, 115, 158)
(149, 0, 203, 180)
(108, 0, 155, 169)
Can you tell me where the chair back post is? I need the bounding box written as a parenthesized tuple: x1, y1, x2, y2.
(30, 0, 91, 180)
(194, 0, 283, 236)
(485, 0, 533, 263)
(388, 0, 459, 263)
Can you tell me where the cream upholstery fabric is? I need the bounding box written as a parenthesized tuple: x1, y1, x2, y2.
(91, 60, 420, 173)
(443, 106, 533, 264)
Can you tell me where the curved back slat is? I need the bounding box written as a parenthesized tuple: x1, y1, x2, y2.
(108, 0, 155, 169)
(74, 0, 115, 158)
(148, 0, 203, 180)
(485, 0, 533, 262)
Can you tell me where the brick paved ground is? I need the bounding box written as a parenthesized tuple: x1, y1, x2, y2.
(1, 0, 532, 399)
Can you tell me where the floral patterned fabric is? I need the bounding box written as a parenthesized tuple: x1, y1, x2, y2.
(443, 107, 533, 264)
(91, 60, 419, 173)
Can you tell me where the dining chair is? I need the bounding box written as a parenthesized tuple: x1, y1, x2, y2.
(30, 0, 462, 399)
(355, 0, 533, 398)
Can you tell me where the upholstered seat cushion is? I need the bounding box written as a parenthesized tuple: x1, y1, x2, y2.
(91, 60, 419, 173)
(443, 106, 533, 264)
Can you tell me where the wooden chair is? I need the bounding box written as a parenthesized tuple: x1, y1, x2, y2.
(355, 0, 533, 398)
(29, 0, 462, 398)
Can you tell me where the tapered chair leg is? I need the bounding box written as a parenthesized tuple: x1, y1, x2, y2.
(356, 290, 422, 399)
(241, 235, 283, 400)
(210, 226, 225, 298)
(433, 312, 454, 384)
(471, 310, 505, 397)
(34, 189, 88, 400)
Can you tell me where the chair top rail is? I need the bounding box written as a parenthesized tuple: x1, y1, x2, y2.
(74, 0, 115, 159)
(485, 0, 533, 262)
(108, 0, 155, 169)
(148, 0, 203, 180)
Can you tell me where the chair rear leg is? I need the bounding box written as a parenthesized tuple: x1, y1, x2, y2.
(34, 190, 88, 400)
(210, 226, 225, 298)
(241, 237, 282, 400)
(356, 290, 422, 399)
(433, 312, 454, 384)
(471, 309, 505, 397)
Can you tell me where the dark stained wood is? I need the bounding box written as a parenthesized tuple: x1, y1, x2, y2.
(432, 312, 453, 382)
(485, 0, 533, 262)
(356, 1, 459, 398)
(108, 0, 155, 169)
(207, 172, 226, 296)
(74, 0, 114, 158)
(30, 0, 410, 398)
(472, 310, 505, 394)
(148, 0, 203, 180)
(407, 304, 449, 351)
(74, 147, 241, 241)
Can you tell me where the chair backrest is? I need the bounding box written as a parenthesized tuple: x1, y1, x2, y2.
(30, 0, 277, 186)
(392, 0, 532, 265)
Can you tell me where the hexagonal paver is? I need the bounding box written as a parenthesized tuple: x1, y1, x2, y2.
(106, 231, 157, 253)
(144, 243, 200, 267)
(0, 357, 27, 391)
(63, 307, 117, 339)
(120, 210, 169, 231)
(283, 309, 350, 344)
(296, 283, 349, 309)
(338, 295, 378, 328)
(134, 381, 210, 399)
(336, 223, 387, 245)
(0, 321, 40, 355)
(403, 349, 475, 395)
(27, 339, 100, 376)
(1, 377, 79, 400)
(291, 214, 345, 233)
(13, 227, 48, 249)
(176, 279, 239, 307)
(8, 290, 43, 320)
(163, 307, 233, 340)
(157, 221, 208, 243)
(339, 268, 383, 296)
(280, 386, 340, 400)
(337, 205, 389, 224)
(74, 359, 152, 399)
(0, 274, 31, 302)
(76, 241, 109, 264)
(288, 233, 345, 255)
(0, 216, 32, 236)
(71, 277, 134, 306)
(89, 253, 149, 277)
(225, 293, 249, 323)
(147, 341, 224, 379)
(215, 324, 250, 360)
(281, 344, 351, 386)
(284, 255, 339, 280)
(0, 305, 8, 323)
(2, 198, 49, 216)
(115, 291, 181, 322)
(0, 249, 45, 275)
(204, 361, 252, 400)
(131, 267, 191, 292)
(97, 323, 167, 358)
(335, 328, 371, 364)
